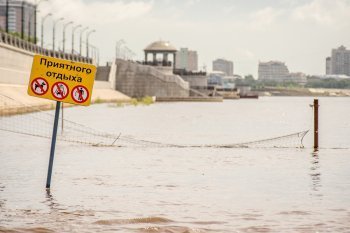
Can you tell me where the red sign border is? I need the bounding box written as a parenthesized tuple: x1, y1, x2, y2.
(71, 85, 90, 104)
(31, 77, 49, 96)
(51, 82, 69, 100)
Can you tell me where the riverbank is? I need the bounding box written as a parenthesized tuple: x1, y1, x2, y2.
(0, 83, 131, 115)
(256, 87, 350, 97)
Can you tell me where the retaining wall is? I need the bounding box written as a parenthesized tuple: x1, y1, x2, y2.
(0, 41, 113, 90)
(115, 59, 190, 98)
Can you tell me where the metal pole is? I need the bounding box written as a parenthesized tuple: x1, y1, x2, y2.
(41, 13, 51, 48)
(46, 101, 61, 189)
(28, 11, 31, 41)
(34, 0, 47, 44)
(115, 39, 125, 59)
(53, 17, 64, 51)
(21, 1, 25, 39)
(314, 99, 319, 150)
(62, 21, 73, 53)
(5, 0, 9, 33)
(61, 103, 64, 133)
(86, 29, 95, 58)
(79, 27, 88, 55)
(34, 5, 37, 44)
(71, 24, 81, 54)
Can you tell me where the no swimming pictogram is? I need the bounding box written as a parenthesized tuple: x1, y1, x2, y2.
(51, 82, 69, 100)
(31, 77, 49, 96)
(71, 85, 89, 104)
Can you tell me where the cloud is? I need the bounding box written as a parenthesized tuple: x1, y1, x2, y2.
(249, 7, 284, 30)
(185, 0, 201, 7)
(38, 0, 153, 25)
(292, 0, 350, 25)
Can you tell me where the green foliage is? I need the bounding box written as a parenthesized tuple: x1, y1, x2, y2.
(94, 97, 103, 104)
(113, 96, 154, 107)
(305, 77, 350, 89)
(140, 96, 154, 105)
(130, 98, 139, 106)
(5, 31, 37, 43)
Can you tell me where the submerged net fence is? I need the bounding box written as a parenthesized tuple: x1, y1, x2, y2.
(0, 93, 308, 148)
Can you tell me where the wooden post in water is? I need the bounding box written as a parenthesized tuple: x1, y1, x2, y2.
(313, 99, 319, 150)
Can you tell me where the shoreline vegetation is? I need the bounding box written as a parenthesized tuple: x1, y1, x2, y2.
(1, 83, 350, 116)
(255, 87, 350, 97)
(238, 74, 350, 97)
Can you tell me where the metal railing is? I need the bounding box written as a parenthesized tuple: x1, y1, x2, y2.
(0, 31, 92, 64)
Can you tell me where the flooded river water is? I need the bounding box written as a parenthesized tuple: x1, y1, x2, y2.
(1, 97, 350, 232)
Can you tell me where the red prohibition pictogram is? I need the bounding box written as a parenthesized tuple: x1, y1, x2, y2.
(31, 77, 49, 95)
(51, 82, 69, 100)
(71, 85, 89, 104)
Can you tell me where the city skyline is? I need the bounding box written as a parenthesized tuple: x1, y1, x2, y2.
(31, 0, 350, 76)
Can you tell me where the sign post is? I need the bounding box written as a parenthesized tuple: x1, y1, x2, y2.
(27, 55, 96, 189)
(46, 101, 61, 189)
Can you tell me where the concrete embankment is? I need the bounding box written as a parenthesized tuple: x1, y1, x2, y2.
(0, 83, 131, 115)
(0, 40, 131, 115)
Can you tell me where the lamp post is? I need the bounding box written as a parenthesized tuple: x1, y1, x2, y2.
(90, 45, 100, 65)
(115, 39, 125, 58)
(21, 1, 25, 39)
(28, 5, 36, 42)
(41, 13, 52, 48)
(71, 24, 81, 54)
(79, 26, 88, 55)
(124, 46, 130, 60)
(5, 0, 9, 33)
(52, 17, 64, 51)
(62, 21, 73, 53)
(34, 0, 48, 44)
(86, 29, 95, 58)
(89, 45, 99, 65)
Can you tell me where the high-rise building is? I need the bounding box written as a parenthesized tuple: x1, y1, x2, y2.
(326, 45, 350, 76)
(326, 57, 331, 75)
(258, 61, 289, 81)
(258, 61, 306, 84)
(212, 58, 233, 76)
(175, 48, 198, 71)
(0, 0, 35, 38)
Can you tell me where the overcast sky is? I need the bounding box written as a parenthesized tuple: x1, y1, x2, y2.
(36, 0, 350, 77)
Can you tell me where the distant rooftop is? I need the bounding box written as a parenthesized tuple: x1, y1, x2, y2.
(144, 41, 177, 52)
(259, 61, 285, 65)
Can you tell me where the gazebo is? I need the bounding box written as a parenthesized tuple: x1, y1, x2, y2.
(144, 41, 177, 68)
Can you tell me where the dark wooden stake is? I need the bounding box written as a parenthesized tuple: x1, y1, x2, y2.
(314, 99, 319, 150)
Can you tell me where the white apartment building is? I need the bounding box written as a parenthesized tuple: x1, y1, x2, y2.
(212, 58, 234, 76)
(258, 61, 289, 81)
(327, 45, 350, 76)
(175, 48, 198, 71)
(326, 57, 331, 74)
(258, 61, 306, 84)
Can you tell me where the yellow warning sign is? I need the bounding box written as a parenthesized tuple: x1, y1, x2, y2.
(27, 55, 96, 106)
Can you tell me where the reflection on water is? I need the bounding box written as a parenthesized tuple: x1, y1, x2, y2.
(310, 151, 322, 195)
(0, 183, 5, 209)
(45, 189, 59, 211)
(1, 98, 350, 232)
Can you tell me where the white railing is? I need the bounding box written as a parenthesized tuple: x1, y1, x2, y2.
(0, 31, 92, 64)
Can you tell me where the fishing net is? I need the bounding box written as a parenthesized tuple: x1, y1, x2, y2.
(0, 93, 308, 148)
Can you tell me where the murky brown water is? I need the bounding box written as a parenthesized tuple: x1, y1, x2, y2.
(1, 97, 350, 232)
